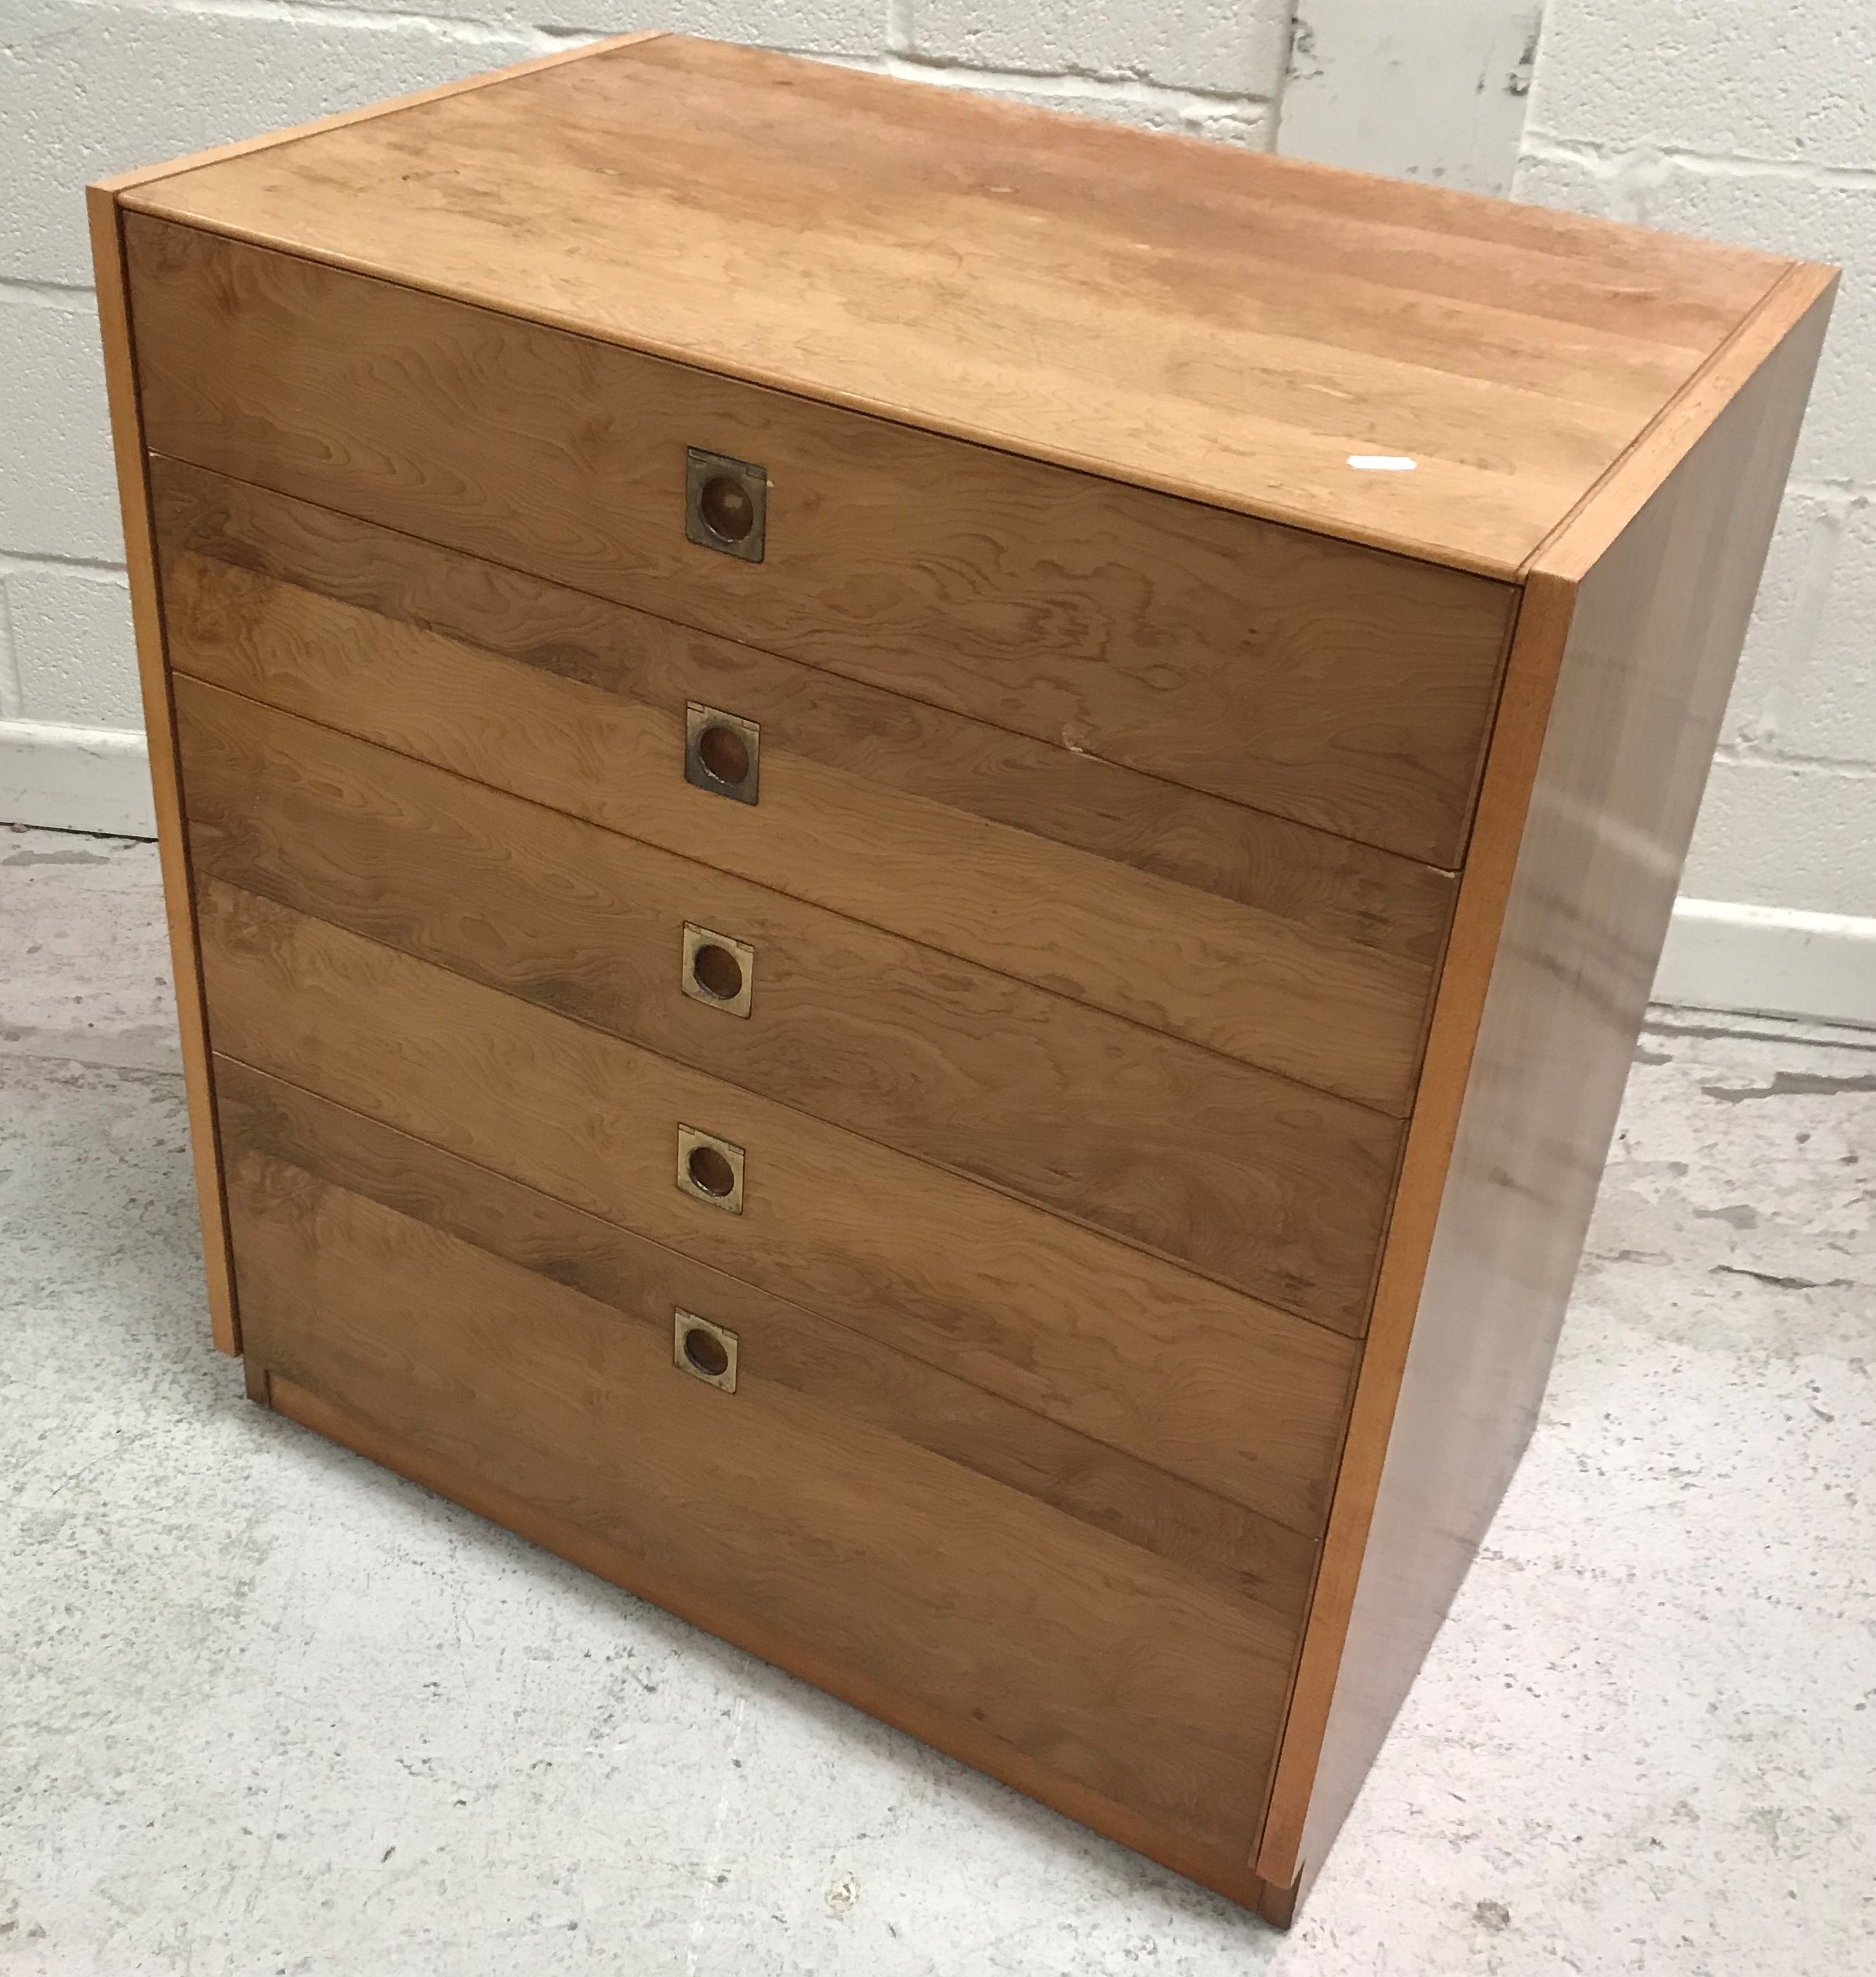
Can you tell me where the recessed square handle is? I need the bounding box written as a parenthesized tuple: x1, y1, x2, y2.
(676, 1123, 745, 1213)
(683, 922, 755, 1018)
(685, 702, 761, 805)
(674, 1309, 738, 1392)
(686, 447, 767, 562)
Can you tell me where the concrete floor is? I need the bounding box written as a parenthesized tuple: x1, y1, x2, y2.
(2, 820, 1872, 1976)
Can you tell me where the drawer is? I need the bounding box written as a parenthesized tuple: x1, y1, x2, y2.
(126, 214, 1516, 867)
(220, 1071, 1304, 1862)
(196, 878, 1358, 1535)
(154, 457, 1452, 1117)
(219, 1058, 1321, 1620)
(175, 675, 1402, 1322)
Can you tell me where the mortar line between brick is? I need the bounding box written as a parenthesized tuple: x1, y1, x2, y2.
(88, 0, 569, 48)
(1711, 745, 1876, 778)
(1758, 498, 1850, 749)
(0, 552, 129, 581)
(1267, 0, 1305, 154)
(0, 580, 23, 721)
(847, 48, 1277, 115)
(0, 277, 96, 308)
(1524, 130, 1876, 191)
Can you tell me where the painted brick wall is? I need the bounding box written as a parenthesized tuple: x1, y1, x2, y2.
(1515, 1, 1876, 1015)
(0, 0, 1299, 832)
(3, 2, 1866, 1013)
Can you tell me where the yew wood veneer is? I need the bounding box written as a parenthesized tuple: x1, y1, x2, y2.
(91, 31, 1833, 1923)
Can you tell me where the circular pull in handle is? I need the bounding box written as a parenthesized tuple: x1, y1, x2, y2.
(676, 1124, 745, 1213)
(685, 702, 761, 805)
(688, 1144, 737, 1197)
(692, 943, 743, 1001)
(698, 476, 756, 544)
(681, 922, 755, 1018)
(697, 724, 749, 785)
(673, 1308, 738, 1392)
(683, 1326, 729, 1376)
(685, 447, 767, 562)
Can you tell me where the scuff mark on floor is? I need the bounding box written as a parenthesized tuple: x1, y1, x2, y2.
(1704, 1071, 1876, 1103)
(1711, 1263, 1858, 1292)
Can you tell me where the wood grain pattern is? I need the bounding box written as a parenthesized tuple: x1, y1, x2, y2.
(94, 36, 1841, 1921)
(218, 1058, 1321, 1619)
(175, 677, 1402, 1308)
(90, 32, 666, 197)
(265, 1370, 1274, 1911)
(124, 216, 1518, 865)
(153, 455, 1456, 971)
(224, 1147, 1297, 1857)
(1525, 260, 1845, 583)
(120, 36, 1788, 574)
(1254, 276, 1834, 1901)
(153, 476, 1441, 1117)
(197, 879, 1359, 1531)
(83, 189, 239, 1355)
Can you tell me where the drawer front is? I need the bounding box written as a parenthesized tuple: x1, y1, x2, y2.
(127, 214, 1516, 866)
(196, 878, 1357, 1535)
(219, 1058, 1321, 1622)
(176, 676, 1401, 1324)
(154, 458, 1451, 1120)
(221, 1077, 1302, 1860)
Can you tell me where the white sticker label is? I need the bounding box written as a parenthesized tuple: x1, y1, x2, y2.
(1347, 455, 1418, 471)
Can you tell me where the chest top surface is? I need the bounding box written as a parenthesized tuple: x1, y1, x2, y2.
(121, 33, 1797, 577)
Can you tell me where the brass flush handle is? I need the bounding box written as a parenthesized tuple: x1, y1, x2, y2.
(674, 1309, 738, 1392)
(676, 1123, 745, 1213)
(686, 447, 767, 562)
(685, 702, 761, 805)
(682, 922, 755, 1018)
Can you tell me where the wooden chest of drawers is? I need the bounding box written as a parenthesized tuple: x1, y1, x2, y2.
(91, 33, 1833, 1921)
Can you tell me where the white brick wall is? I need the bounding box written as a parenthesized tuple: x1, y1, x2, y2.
(3, 0, 1867, 1017)
(905, 1, 1293, 97)
(1516, 0, 1876, 1020)
(0, 0, 1305, 832)
(1279, 0, 1544, 195)
(0, 0, 559, 829)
